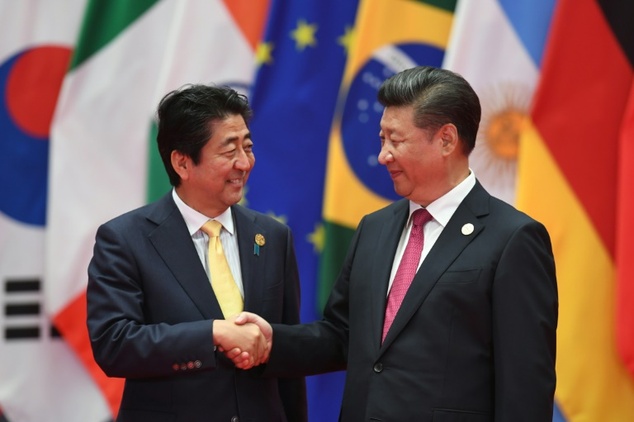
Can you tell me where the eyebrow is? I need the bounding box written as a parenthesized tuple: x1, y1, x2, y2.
(222, 131, 252, 146)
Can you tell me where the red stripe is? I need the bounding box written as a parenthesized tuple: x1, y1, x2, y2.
(616, 85, 634, 374)
(221, 0, 270, 51)
(531, 0, 633, 256)
(53, 293, 124, 418)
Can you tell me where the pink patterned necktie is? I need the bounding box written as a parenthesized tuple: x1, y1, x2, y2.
(382, 208, 433, 343)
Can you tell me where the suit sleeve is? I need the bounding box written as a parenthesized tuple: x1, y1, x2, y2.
(87, 221, 217, 378)
(266, 217, 360, 377)
(492, 220, 558, 421)
(276, 226, 308, 422)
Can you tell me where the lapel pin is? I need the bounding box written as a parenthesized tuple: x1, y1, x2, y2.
(253, 234, 265, 256)
(461, 223, 475, 236)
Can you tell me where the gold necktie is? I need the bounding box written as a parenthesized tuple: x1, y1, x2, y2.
(201, 220, 243, 318)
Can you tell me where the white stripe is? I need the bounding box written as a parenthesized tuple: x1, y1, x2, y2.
(443, 0, 539, 205)
(47, 0, 256, 315)
(0, 1, 111, 420)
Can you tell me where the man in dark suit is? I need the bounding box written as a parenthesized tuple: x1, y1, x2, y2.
(233, 66, 558, 421)
(87, 84, 307, 422)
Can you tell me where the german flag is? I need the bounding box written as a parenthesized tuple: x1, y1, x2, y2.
(516, 0, 634, 420)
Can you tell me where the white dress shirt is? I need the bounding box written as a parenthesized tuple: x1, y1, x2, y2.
(386, 170, 477, 294)
(172, 189, 244, 297)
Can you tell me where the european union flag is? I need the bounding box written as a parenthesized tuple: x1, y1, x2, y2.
(246, 1, 359, 420)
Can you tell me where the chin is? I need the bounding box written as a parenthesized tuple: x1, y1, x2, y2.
(393, 184, 408, 198)
(232, 193, 245, 206)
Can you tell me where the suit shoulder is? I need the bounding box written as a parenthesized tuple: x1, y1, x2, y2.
(487, 195, 547, 232)
(99, 195, 170, 230)
(362, 199, 407, 222)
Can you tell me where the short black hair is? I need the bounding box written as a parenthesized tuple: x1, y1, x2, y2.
(378, 66, 481, 154)
(156, 84, 252, 186)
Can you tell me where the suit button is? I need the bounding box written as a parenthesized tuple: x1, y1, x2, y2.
(230, 417, 239, 422)
(373, 363, 383, 373)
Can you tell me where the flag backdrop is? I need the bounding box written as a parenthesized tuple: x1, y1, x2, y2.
(244, 1, 359, 420)
(319, 0, 455, 306)
(516, 0, 634, 421)
(3, 0, 634, 421)
(46, 0, 267, 419)
(442, 0, 556, 205)
(0, 2, 109, 421)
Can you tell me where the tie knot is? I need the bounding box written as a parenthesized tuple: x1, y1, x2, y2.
(201, 220, 222, 237)
(412, 208, 432, 227)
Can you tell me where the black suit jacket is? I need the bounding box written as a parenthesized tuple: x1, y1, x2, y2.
(87, 193, 306, 422)
(268, 181, 557, 422)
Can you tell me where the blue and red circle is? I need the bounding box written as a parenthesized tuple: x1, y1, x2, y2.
(0, 45, 71, 226)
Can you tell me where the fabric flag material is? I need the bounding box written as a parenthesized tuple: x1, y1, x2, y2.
(245, 1, 358, 420)
(442, 0, 556, 205)
(613, 0, 634, 390)
(516, 0, 634, 420)
(47, 0, 267, 418)
(319, 0, 455, 307)
(0, 2, 110, 421)
(0, 0, 108, 422)
(617, 67, 634, 378)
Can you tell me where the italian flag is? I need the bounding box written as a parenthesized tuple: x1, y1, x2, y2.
(47, 0, 268, 417)
(516, 0, 634, 420)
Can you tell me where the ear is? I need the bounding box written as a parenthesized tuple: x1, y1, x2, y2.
(439, 123, 459, 155)
(171, 150, 190, 181)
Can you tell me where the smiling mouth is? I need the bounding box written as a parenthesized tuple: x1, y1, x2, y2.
(389, 170, 402, 179)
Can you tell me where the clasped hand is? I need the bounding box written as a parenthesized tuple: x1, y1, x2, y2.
(213, 312, 272, 369)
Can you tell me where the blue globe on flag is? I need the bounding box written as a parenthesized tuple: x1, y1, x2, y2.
(340, 43, 445, 201)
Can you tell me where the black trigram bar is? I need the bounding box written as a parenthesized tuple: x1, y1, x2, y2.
(3, 278, 54, 341)
(5, 303, 40, 316)
(5, 279, 40, 293)
(5, 326, 40, 339)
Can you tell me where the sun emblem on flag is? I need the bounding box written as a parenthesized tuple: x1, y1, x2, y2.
(471, 82, 533, 205)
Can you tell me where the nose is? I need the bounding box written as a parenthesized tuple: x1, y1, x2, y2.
(378, 145, 393, 165)
(234, 148, 253, 171)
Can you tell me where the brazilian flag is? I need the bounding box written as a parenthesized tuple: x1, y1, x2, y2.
(319, 0, 457, 309)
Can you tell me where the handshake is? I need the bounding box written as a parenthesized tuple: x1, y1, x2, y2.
(213, 312, 272, 370)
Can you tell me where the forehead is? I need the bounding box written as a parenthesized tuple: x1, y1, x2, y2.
(208, 114, 250, 143)
(380, 106, 415, 132)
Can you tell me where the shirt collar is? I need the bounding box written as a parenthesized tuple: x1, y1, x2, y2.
(408, 170, 476, 227)
(172, 189, 235, 236)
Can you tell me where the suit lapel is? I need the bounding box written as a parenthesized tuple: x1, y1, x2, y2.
(370, 200, 410, 350)
(146, 194, 221, 319)
(232, 205, 266, 315)
(380, 183, 490, 349)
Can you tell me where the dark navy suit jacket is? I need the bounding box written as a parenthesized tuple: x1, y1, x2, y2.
(268, 181, 557, 422)
(87, 192, 306, 422)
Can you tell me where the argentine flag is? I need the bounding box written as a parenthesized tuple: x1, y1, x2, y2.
(442, 0, 556, 206)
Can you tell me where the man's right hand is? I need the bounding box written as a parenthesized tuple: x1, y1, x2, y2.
(213, 316, 269, 369)
(221, 312, 273, 369)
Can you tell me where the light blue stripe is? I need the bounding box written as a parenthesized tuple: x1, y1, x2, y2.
(499, 0, 557, 67)
(553, 401, 567, 422)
